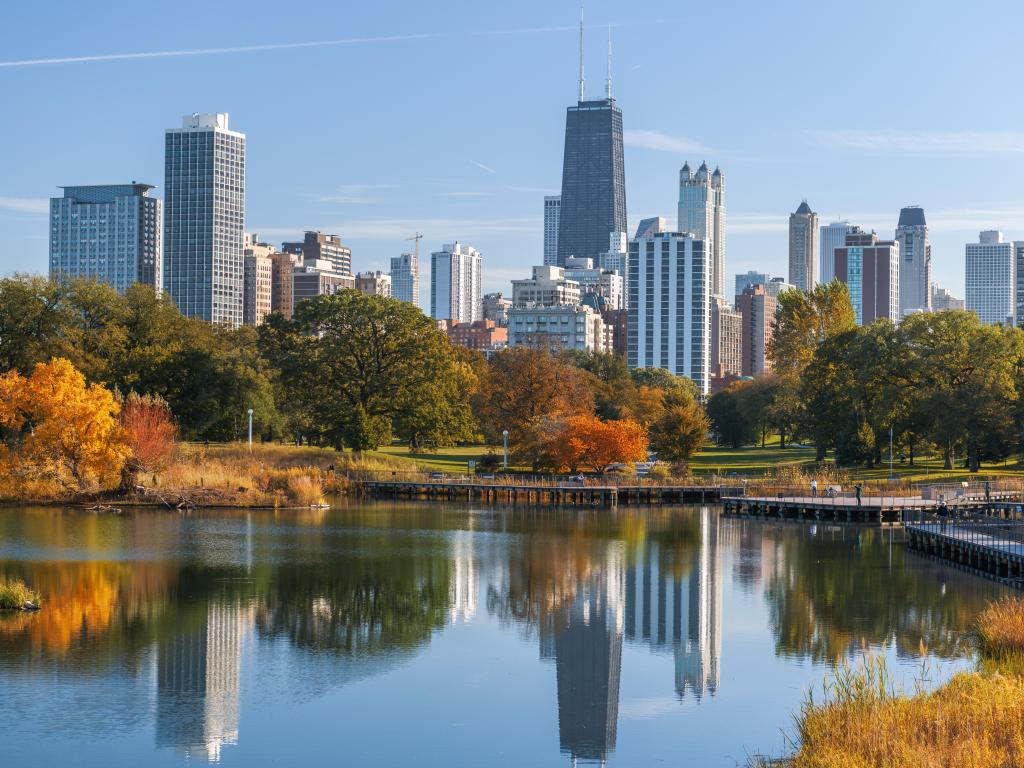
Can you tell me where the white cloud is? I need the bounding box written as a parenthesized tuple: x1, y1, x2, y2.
(0, 197, 48, 214)
(624, 129, 708, 154)
(806, 130, 1024, 155)
(472, 161, 496, 174)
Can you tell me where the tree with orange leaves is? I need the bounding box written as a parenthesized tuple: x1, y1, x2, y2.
(548, 414, 648, 473)
(0, 358, 129, 495)
(119, 392, 177, 491)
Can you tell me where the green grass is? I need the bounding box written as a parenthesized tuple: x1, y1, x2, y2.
(372, 445, 515, 473)
(0, 578, 40, 609)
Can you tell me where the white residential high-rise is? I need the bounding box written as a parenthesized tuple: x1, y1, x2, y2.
(49, 184, 162, 294)
(819, 221, 858, 284)
(389, 252, 420, 306)
(164, 113, 246, 327)
(788, 201, 818, 291)
(628, 231, 711, 394)
(543, 196, 561, 266)
(966, 231, 1015, 326)
(431, 242, 482, 324)
(678, 162, 725, 297)
(599, 231, 628, 309)
(896, 206, 930, 315)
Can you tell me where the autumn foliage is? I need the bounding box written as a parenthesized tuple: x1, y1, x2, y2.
(0, 358, 129, 496)
(119, 393, 177, 488)
(547, 415, 647, 472)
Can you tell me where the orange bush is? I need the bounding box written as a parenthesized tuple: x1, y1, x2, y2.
(120, 393, 177, 474)
(548, 414, 647, 472)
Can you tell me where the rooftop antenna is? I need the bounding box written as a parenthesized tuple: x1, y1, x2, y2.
(606, 26, 613, 99)
(578, 6, 585, 102)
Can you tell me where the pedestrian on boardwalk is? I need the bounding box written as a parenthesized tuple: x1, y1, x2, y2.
(854, 483, 862, 506)
(811, 478, 818, 498)
(985, 480, 991, 502)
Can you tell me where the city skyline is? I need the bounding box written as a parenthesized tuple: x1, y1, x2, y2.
(5, 2, 1024, 300)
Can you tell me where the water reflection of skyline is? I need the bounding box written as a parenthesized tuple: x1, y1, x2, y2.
(0, 505, 1010, 765)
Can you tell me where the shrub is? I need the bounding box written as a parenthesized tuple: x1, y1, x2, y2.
(286, 471, 324, 506)
(0, 578, 41, 609)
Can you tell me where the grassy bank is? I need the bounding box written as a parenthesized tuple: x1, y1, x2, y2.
(777, 598, 1024, 766)
(0, 578, 41, 610)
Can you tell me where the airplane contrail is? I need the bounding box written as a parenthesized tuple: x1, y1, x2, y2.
(0, 33, 445, 68)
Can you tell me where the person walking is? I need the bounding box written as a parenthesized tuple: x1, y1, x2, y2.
(854, 483, 862, 506)
(810, 479, 818, 498)
(985, 480, 991, 502)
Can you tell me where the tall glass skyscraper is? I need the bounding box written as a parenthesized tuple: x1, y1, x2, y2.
(556, 99, 626, 265)
(164, 113, 246, 327)
(390, 252, 420, 306)
(49, 183, 162, 293)
(678, 162, 726, 297)
(896, 206, 931, 316)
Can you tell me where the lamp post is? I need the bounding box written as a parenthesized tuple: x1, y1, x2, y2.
(502, 430, 509, 470)
(247, 408, 254, 449)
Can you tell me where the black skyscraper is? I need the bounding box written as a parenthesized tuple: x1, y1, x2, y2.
(557, 97, 627, 266)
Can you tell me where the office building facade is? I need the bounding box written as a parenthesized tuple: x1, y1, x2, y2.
(788, 201, 818, 291)
(508, 304, 610, 353)
(678, 162, 726, 297)
(270, 251, 300, 319)
(389, 252, 419, 306)
(543, 195, 561, 266)
(242, 252, 272, 326)
(820, 221, 857, 284)
(710, 295, 742, 377)
(896, 206, 930, 315)
(164, 113, 245, 326)
(283, 231, 351, 277)
(734, 270, 769, 299)
(627, 232, 711, 394)
(482, 292, 512, 326)
(834, 231, 900, 325)
(49, 183, 162, 293)
(965, 231, 1015, 326)
(355, 271, 391, 297)
(932, 284, 965, 312)
(431, 242, 482, 324)
(512, 265, 581, 307)
(565, 256, 624, 311)
(557, 98, 627, 265)
(736, 285, 776, 377)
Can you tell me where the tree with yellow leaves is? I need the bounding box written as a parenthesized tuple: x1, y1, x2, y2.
(0, 358, 129, 496)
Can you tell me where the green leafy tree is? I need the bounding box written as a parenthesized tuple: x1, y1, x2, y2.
(706, 384, 757, 448)
(648, 388, 709, 462)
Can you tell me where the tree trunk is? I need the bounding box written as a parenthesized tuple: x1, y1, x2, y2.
(908, 436, 915, 466)
(943, 442, 953, 470)
(779, 429, 786, 449)
(815, 443, 826, 462)
(761, 425, 767, 449)
(969, 443, 980, 473)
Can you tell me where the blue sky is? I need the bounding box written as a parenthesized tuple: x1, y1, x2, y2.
(2, 0, 1023, 302)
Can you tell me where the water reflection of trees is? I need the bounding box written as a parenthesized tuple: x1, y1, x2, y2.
(758, 524, 1010, 662)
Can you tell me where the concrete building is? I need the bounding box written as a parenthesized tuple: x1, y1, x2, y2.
(164, 113, 245, 326)
(482, 292, 512, 326)
(270, 251, 300, 319)
(599, 232, 629, 309)
(564, 256, 624, 310)
(734, 271, 770, 299)
(292, 256, 355, 307)
(736, 284, 776, 377)
(635, 216, 668, 239)
(678, 162, 726, 297)
(820, 221, 858, 284)
(628, 231, 711, 394)
(431, 242, 482, 324)
(512, 265, 581, 307)
(446, 319, 508, 352)
(543, 195, 561, 266)
(603, 307, 628, 359)
(508, 303, 610, 353)
(355, 270, 391, 298)
(788, 201, 818, 291)
(711, 295, 742, 377)
(49, 183, 162, 293)
(764, 277, 796, 298)
(834, 231, 900, 325)
(283, 231, 352, 277)
(896, 206, 931, 315)
(389, 252, 419, 306)
(932, 284, 965, 312)
(1016, 242, 1024, 329)
(242, 235, 272, 326)
(966, 231, 1015, 326)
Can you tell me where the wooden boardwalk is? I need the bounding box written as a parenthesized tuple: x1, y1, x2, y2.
(360, 480, 744, 507)
(906, 521, 1024, 581)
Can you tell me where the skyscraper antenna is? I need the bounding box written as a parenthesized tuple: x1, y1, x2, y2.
(578, 6, 585, 101)
(606, 26, 612, 99)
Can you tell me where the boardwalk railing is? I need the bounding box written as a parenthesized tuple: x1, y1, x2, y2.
(905, 513, 1024, 580)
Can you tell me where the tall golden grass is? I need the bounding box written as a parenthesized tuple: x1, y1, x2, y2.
(976, 596, 1024, 657)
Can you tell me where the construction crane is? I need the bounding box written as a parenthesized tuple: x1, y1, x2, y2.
(405, 232, 423, 261)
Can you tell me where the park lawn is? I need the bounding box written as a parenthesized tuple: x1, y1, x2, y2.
(371, 444, 514, 473)
(690, 441, 816, 476)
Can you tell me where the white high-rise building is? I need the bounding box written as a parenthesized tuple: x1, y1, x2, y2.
(966, 231, 1015, 326)
(599, 231, 628, 309)
(788, 201, 818, 291)
(896, 206, 931, 315)
(431, 242, 482, 324)
(164, 113, 246, 327)
(543, 196, 561, 266)
(819, 221, 857, 284)
(678, 162, 725, 297)
(389, 252, 420, 306)
(628, 231, 711, 394)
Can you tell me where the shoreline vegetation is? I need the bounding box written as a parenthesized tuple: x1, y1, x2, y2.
(0, 578, 41, 611)
(755, 596, 1024, 767)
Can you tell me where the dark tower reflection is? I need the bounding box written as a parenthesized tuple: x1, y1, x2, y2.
(625, 507, 722, 699)
(555, 546, 624, 766)
(156, 598, 252, 763)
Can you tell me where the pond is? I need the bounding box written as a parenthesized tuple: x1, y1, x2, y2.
(0, 503, 1008, 767)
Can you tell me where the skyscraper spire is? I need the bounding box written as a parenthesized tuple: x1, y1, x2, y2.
(578, 6, 585, 102)
(606, 26, 612, 99)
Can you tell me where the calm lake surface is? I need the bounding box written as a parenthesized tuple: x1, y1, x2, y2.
(0, 503, 1009, 767)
